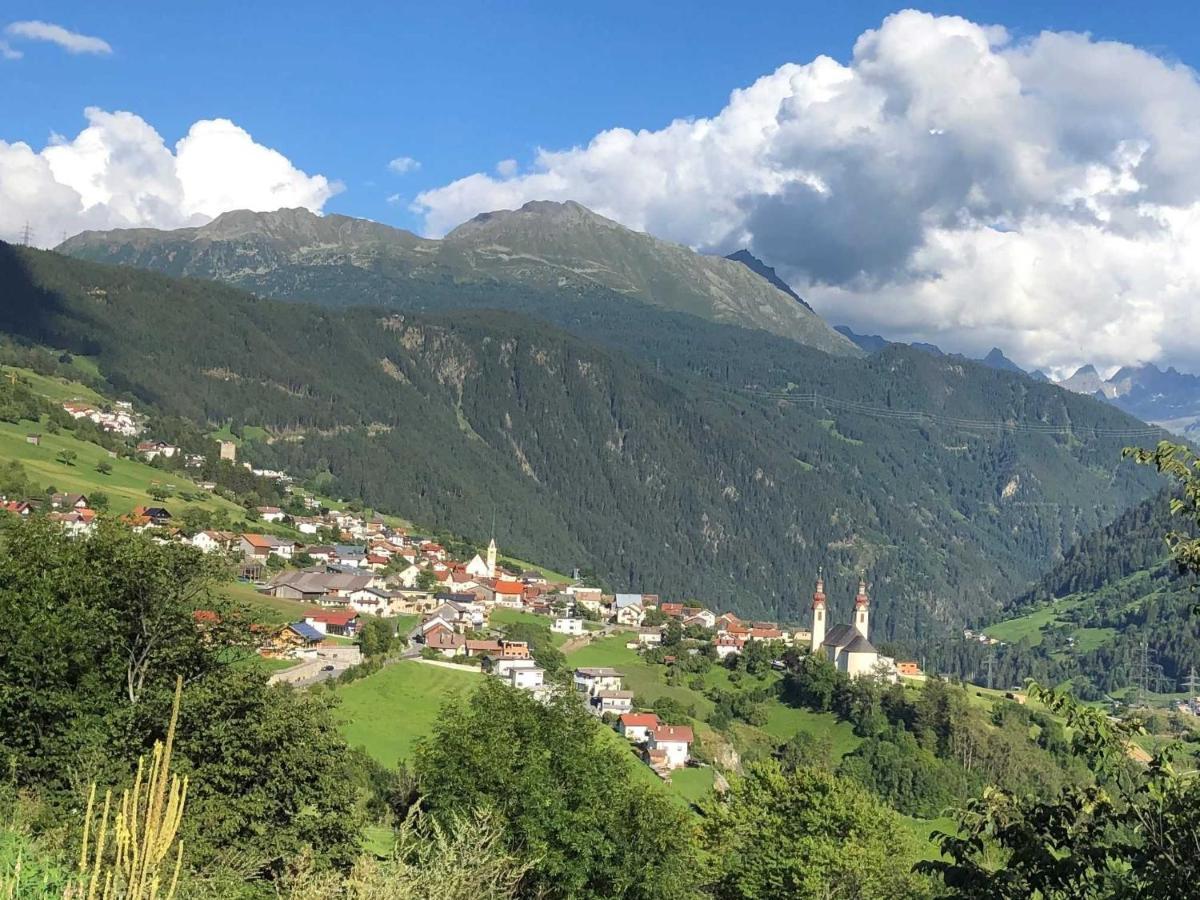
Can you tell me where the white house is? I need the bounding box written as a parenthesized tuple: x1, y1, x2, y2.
(591, 690, 634, 717)
(573, 667, 623, 697)
(636, 626, 663, 646)
(506, 663, 545, 691)
(714, 635, 744, 659)
(648, 724, 693, 770)
(618, 712, 660, 742)
(191, 530, 235, 554)
(551, 617, 585, 636)
(613, 594, 645, 626)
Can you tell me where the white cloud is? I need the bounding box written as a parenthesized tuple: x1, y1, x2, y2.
(0, 40, 22, 60)
(413, 10, 1200, 374)
(5, 20, 111, 55)
(386, 193, 403, 204)
(387, 156, 420, 174)
(0, 107, 338, 245)
(495, 158, 518, 177)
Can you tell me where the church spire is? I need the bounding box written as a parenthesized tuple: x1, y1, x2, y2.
(853, 573, 870, 639)
(810, 567, 827, 654)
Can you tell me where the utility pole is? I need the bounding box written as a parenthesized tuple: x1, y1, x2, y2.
(986, 651, 994, 691)
(1184, 666, 1200, 697)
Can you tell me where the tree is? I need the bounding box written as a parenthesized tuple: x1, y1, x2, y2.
(55, 449, 77, 466)
(359, 615, 397, 658)
(702, 760, 930, 899)
(95, 459, 113, 476)
(1126, 441, 1200, 583)
(415, 679, 700, 899)
(415, 567, 438, 593)
(0, 518, 362, 883)
(88, 491, 109, 512)
(921, 445, 1200, 897)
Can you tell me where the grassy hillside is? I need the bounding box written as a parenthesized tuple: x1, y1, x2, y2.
(336, 661, 480, 766)
(0, 417, 244, 517)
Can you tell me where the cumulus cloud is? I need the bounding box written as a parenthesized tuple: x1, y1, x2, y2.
(5, 20, 112, 55)
(413, 10, 1200, 374)
(0, 108, 338, 245)
(387, 156, 420, 174)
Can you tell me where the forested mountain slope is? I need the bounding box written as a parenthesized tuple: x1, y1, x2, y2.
(934, 492, 1200, 695)
(1, 243, 1166, 638)
(59, 202, 858, 356)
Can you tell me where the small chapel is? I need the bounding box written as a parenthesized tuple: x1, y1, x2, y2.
(810, 572, 897, 682)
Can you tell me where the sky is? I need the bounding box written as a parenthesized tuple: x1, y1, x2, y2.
(5, 1, 1200, 376)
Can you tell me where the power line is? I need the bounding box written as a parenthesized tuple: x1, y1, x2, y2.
(737, 387, 1167, 439)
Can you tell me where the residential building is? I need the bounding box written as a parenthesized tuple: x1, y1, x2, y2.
(574, 667, 624, 696)
(618, 712, 660, 742)
(551, 617, 585, 636)
(591, 690, 634, 717)
(303, 609, 360, 637)
(647, 724, 693, 770)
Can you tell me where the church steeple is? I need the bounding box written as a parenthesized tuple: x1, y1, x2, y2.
(486, 537, 498, 579)
(810, 568, 827, 653)
(853, 574, 870, 639)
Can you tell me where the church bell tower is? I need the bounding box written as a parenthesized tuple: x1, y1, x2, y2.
(811, 570, 827, 653)
(853, 575, 870, 639)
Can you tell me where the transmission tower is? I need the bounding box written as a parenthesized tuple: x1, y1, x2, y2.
(20, 222, 33, 247)
(1184, 666, 1200, 697)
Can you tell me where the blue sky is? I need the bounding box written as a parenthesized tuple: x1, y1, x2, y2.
(5, 1, 1197, 232)
(7, 3, 1200, 373)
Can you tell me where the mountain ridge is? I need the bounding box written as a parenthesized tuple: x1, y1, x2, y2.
(60, 203, 859, 357)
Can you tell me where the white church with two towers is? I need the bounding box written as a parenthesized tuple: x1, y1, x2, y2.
(810, 572, 898, 682)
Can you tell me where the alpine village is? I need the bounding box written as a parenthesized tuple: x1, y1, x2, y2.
(7, 7, 1200, 900)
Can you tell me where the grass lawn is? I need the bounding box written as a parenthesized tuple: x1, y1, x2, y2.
(218, 581, 313, 624)
(984, 603, 1059, 646)
(759, 704, 862, 758)
(898, 814, 957, 861)
(1072, 627, 1117, 653)
(257, 656, 301, 674)
(0, 418, 244, 517)
(489, 608, 552, 629)
(499, 555, 571, 583)
(335, 661, 480, 766)
(11, 366, 106, 405)
(664, 767, 715, 805)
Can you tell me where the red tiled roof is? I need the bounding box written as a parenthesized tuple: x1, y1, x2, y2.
(494, 580, 524, 595)
(305, 609, 358, 626)
(652, 724, 694, 743)
(242, 533, 273, 548)
(619, 713, 660, 728)
(750, 627, 783, 639)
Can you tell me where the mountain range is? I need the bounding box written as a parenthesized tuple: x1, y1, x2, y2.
(7, 201, 1173, 645)
(60, 202, 856, 358)
(837, 327, 1200, 437)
